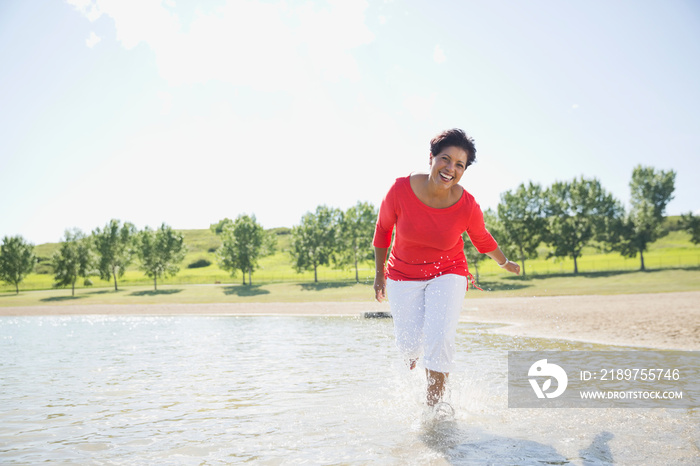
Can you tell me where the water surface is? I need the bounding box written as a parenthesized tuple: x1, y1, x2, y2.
(1, 315, 698, 464)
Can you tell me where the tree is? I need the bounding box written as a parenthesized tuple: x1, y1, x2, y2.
(462, 209, 505, 283)
(336, 201, 377, 282)
(137, 223, 187, 291)
(290, 205, 341, 283)
(217, 214, 274, 285)
(0, 236, 36, 294)
(93, 219, 137, 291)
(545, 177, 621, 274)
(616, 166, 676, 270)
(210, 218, 233, 235)
(680, 212, 700, 245)
(497, 182, 546, 276)
(52, 229, 94, 296)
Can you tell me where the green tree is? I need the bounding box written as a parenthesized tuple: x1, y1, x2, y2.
(462, 209, 506, 283)
(210, 218, 233, 235)
(497, 182, 546, 276)
(680, 212, 700, 245)
(291, 205, 341, 283)
(545, 177, 621, 274)
(93, 219, 137, 291)
(52, 229, 94, 296)
(0, 236, 36, 294)
(217, 214, 274, 285)
(336, 201, 377, 282)
(616, 166, 676, 270)
(137, 223, 187, 291)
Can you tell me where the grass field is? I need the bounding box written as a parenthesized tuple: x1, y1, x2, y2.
(2, 224, 699, 305)
(2, 267, 699, 308)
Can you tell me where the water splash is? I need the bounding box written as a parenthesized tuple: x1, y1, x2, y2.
(0, 315, 697, 464)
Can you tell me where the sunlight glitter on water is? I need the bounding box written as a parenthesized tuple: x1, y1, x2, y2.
(0, 315, 698, 465)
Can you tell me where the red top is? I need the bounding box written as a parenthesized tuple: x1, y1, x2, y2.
(373, 176, 498, 282)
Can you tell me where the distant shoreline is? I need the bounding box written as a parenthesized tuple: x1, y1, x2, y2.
(2, 291, 698, 350)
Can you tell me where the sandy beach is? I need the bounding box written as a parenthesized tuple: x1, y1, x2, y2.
(461, 291, 700, 350)
(2, 291, 698, 350)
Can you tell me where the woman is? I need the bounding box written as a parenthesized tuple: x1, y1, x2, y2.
(373, 128, 520, 409)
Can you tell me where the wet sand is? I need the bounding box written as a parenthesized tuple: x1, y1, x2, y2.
(1, 291, 698, 350)
(461, 291, 700, 350)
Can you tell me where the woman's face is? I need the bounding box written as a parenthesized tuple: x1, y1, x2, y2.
(429, 146, 468, 188)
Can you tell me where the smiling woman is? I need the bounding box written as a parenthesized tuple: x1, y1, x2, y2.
(373, 128, 521, 411)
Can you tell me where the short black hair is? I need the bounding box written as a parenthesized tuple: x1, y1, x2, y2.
(430, 128, 476, 167)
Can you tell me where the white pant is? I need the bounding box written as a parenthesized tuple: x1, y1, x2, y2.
(386, 274, 467, 373)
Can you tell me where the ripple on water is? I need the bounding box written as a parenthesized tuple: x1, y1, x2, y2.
(0, 315, 697, 465)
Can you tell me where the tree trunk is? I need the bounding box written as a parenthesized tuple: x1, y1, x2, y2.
(113, 266, 119, 291)
(15, 282, 19, 294)
(519, 246, 527, 277)
(314, 264, 318, 283)
(573, 255, 579, 274)
(241, 268, 246, 285)
(354, 256, 359, 283)
(72, 279, 76, 297)
(248, 269, 252, 286)
(640, 249, 646, 271)
(154, 277, 158, 291)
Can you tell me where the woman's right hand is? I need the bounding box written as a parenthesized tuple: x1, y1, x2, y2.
(374, 275, 387, 303)
(373, 247, 389, 302)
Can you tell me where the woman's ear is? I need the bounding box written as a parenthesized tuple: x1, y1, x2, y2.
(428, 152, 434, 167)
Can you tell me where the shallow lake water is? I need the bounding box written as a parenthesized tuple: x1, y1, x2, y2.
(0, 314, 698, 465)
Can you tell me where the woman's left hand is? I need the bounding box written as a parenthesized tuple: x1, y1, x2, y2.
(503, 261, 521, 275)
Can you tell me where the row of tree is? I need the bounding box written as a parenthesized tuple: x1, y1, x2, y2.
(291, 201, 377, 282)
(210, 201, 377, 284)
(491, 166, 687, 275)
(211, 166, 697, 283)
(1, 165, 699, 293)
(0, 200, 378, 293)
(0, 220, 186, 295)
(209, 166, 697, 283)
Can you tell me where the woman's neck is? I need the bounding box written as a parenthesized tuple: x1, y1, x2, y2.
(410, 174, 462, 209)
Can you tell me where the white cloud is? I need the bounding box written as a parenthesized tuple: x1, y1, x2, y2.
(86, 31, 101, 48)
(67, 0, 102, 22)
(69, 0, 375, 90)
(60, 0, 407, 233)
(433, 44, 446, 64)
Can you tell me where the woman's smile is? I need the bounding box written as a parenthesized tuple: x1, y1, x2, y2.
(439, 170, 454, 183)
(430, 146, 468, 188)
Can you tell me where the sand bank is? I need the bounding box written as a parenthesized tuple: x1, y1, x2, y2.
(1, 291, 698, 350)
(462, 291, 699, 350)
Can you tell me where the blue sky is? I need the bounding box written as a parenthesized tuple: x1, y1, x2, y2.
(1, 0, 699, 245)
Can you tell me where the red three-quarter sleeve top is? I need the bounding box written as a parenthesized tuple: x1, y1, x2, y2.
(373, 176, 498, 284)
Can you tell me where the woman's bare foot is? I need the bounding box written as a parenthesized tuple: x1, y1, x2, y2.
(426, 369, 448, 406)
